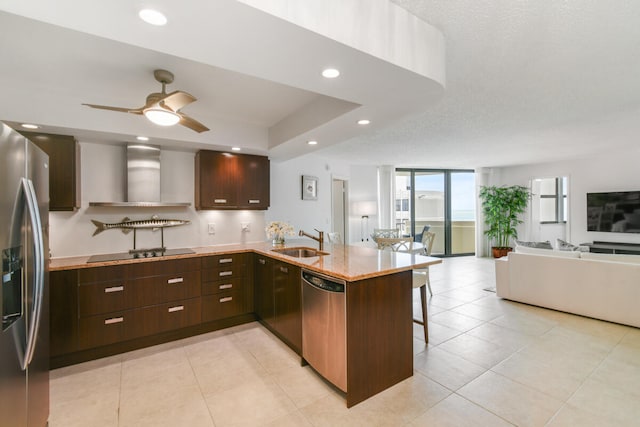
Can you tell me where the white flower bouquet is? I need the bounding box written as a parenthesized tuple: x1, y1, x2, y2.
(265, 221, 295, 243)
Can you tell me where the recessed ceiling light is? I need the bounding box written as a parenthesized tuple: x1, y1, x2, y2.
(231, 147, 241, 151)
(357, 119, 371, 125)
(21, 123, 39, 129)
(136, 136, 149, 141)
(321, 68, 340, 79)
(139, 9, 167, 26)
(307, 140, 318, 145)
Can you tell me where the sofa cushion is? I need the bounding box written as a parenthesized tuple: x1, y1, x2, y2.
(579, 252, 640, 264)
(516, 240, 553, 249)
(515, 245, 581, 258)
(556, 239, 588, 252)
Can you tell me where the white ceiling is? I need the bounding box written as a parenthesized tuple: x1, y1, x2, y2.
(319, 0, 640, 168)
(2, 1, 640, 169)
(0, 0, 443, 161)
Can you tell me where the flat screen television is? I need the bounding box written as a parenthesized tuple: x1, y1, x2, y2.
(587, 191, 640, 233)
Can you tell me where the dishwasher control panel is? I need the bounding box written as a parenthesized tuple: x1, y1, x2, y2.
(302, 270, 344, 292)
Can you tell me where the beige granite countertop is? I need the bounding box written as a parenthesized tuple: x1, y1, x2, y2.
(49, 239, 442, 282)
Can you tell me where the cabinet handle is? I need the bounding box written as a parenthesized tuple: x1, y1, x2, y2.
(220, 296, 233, 303)
(214, 199, 227, 203)
(167, 277, 184, 284)
(248, 199, 260, 204)
(280, 266, 288, 273)
(168, 306, 184, 313)
(258, 259, 265, 265)
(219, 258, 233, 264)
(104, 317, 123, 325)
(219, 271, 233, 277)
(219, 283, 233, 290)
(104, 285, 124, 293)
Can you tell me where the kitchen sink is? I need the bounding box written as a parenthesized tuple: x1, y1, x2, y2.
(271, 247, 330, 258)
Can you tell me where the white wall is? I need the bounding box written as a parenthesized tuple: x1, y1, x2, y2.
(49, 142, 266, 258)
(266, 153, 351, 241)
(490, 149, 640, 248)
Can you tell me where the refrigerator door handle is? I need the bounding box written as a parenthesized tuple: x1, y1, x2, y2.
(20, 178, 45, 370)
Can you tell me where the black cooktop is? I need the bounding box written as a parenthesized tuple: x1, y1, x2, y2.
(87, 248, 195, 263)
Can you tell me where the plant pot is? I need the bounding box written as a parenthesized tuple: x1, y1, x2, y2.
(491, 246, 513, 258)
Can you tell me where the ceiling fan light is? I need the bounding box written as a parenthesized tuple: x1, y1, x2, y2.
(139, 9, 167, 26)
(144, 108, 180, 126)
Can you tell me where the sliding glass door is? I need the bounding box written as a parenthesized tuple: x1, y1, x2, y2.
(395, 169, 475, 256)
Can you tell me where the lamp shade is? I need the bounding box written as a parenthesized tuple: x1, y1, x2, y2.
(353, 200, 377, 216)
(144, 108, 180, 126)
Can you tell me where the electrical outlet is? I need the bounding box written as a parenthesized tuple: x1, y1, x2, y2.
(241, 222, 250, 232)
(208, 223, 215, 235)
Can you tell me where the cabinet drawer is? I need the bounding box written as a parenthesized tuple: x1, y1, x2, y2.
(202, 292, 247, 322)
(202, 265, 245, 282)
(129, 270, 201, 307)
(78, 265, 125, 284)
(78, 311, 130, 349)
(201, 253, 245, 268)
(78, 280, 129, 316)
(129, 298, 201, 339)
(201, 277, 244, 296)
(128, 257, 200, 278)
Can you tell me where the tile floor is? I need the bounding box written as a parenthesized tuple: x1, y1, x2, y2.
(49, 256, 640, 426)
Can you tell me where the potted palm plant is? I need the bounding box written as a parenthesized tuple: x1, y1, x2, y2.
(479, 185, 530, 258)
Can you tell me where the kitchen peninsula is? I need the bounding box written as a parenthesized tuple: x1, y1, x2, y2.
(50, 241, 441, 407)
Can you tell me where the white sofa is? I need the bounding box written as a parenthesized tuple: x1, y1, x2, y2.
(495, 246, 640, 328)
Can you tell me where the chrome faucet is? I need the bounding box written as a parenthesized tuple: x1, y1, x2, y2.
(299, 229, 324, 250)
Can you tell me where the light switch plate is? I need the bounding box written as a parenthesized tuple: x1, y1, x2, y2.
(208, 223, 215, 234)
(241, 222, 250, 232)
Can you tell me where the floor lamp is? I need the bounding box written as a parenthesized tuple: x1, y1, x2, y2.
(354, 201, 377, 241)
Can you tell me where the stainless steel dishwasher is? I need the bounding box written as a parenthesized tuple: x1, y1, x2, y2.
(301, 269, 347, 392)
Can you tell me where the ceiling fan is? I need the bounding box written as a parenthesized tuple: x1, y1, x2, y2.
(82, 69, 209, 133)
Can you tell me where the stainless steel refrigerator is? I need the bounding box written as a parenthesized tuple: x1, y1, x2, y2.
(0, 122, 49, 427)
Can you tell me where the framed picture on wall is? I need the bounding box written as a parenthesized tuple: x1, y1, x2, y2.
(302, 175, 318, 200)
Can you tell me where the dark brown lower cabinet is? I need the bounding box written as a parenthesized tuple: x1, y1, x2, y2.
(201, 292, 245, 322)
(253, 254, 301, 354)
(345, 271, 413, 407)
(254, 255, 274, 326)
(77, 298, 202, 350)
(51, 256, 254, 367)
(272, 261, 301, 353)
(200, 254, 250, 322)
(129, 298, 202, 339)
(78, 310, 129, 350)
(50, 270, 79, 357)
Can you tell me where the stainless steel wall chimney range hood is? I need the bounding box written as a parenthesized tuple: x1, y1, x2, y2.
(89, 144, 190, 207)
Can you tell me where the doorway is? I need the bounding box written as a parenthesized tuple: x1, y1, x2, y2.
(332, 178, 348, 243)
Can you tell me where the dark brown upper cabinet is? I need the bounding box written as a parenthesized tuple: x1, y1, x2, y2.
(195, 150, 269, 210)
(20, 131, 81, 211)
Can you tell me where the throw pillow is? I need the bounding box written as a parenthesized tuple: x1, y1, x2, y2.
(556, 238, 579, 251)
(515, 245, 581, 258)
(515, 240, 553, 249)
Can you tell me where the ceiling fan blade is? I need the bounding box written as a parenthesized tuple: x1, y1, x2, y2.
(160, 91, 196, 112)
(82, 103, 143, 115)
(178, 112, 209, 133)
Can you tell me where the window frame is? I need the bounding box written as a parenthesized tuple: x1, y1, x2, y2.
(395, 168, 475, 257)
(539, 177, 567, 224)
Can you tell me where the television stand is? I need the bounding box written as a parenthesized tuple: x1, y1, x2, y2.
(581, 241, 640, 255)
